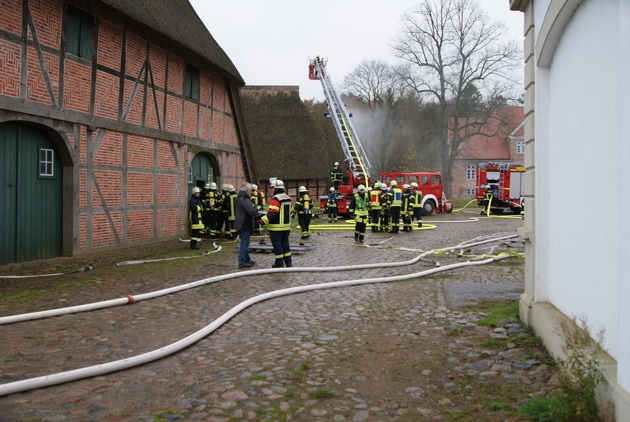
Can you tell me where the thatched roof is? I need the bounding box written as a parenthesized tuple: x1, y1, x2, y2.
(96, 0, 243, 84)
(240, 86, 341, 180)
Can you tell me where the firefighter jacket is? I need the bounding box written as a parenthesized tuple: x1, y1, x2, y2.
(326, 193, 338, 208)
(294, 193, 312, 215)
(203, 189, 217, 211)
(349, 192, 370, 221)
(251, 190, 264, 211)
(401, 191, 415, 215)
(412, 188, 423, 210)
(380, 189, 392, 209)
(227, 191, 237, 221)
(390, 187, 403, 207)
(330, 167, 343, 184)
(220, 190, 229, 215)
(189, 194, 204, 230)
(262, 193, 292, 231)
(369, 188, 382, 210)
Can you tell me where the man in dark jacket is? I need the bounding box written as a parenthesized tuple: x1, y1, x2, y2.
(235, 182, 260, 268)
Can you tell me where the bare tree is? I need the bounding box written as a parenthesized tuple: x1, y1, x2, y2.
(391, 0, 521, 196)
(341, 60, 425, 175)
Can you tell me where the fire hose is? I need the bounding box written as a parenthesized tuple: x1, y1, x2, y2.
(0, 240, 516, 397)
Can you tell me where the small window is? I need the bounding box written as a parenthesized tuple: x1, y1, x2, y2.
(516, 141, 525, 154)
(39, 148, 54, 177)
(465, 188, 476, 196)
(430, 175, 440, 185)
(66, 5, 94, 60)
(409, 176, 418, 184)
(421, 176, 428, 185)
(184, 64, 200, 100)
(187, 166, 193, 183)
(466, 165, 476, 181)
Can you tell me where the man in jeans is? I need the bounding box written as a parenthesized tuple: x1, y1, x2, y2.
(234, 182, 259, 269)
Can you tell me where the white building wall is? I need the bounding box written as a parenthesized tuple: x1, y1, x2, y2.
(533, 0, 629, 393)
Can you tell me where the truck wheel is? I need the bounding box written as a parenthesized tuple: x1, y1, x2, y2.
(422, 200, 435, 216)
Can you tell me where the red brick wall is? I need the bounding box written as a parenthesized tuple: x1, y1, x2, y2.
(0, 0, 248, 253)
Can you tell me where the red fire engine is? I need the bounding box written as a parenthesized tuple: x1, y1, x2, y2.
(380, 172, 452, 215)
(476, 162, 525, 214)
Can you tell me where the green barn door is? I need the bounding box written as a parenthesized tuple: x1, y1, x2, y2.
(189, 153, 216, 195)
(0, 123, 63, 264)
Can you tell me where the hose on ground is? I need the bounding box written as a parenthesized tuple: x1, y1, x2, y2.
(0, 252, 514, 397)
(0, 233, 518, 326)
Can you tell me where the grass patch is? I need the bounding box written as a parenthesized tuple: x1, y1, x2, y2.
(252, 374, 268, 381)
(311, 389, 336, 399)
(482, 338, 508, 348)
(473, 301, 520, 327)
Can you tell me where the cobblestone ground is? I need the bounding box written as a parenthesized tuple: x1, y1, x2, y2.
(0, 212, 553, 421)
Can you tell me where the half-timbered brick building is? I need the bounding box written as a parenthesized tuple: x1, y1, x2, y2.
(0, 0, 256, 264)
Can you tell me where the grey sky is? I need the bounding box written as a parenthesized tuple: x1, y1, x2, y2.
(189, 1, 524, 101)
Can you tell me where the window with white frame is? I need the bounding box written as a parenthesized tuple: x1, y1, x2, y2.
(39, 148, 54, 177)
(187, 166, 193, 183)
(466, 188, 475, 196)
(516, 141, 525, 154)
(465, 164, 476, 180)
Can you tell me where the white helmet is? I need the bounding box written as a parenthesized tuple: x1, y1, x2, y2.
(330, 187, 335, 191)
(252, 184, 258, 191)
(227, 184, 235, 192)
(357, 184, 366, 192)
(209, 182, 217, 190)
(192, 187, 201, 194)
(380, 183, 387, 190)
(274, 180, 285, 189)
(204, 183, 210, 189)
(403, 184, 410, 189)
(221, 184, 228, 191)
(486, 185, 492, 189)
(334, 162, 339, 166)
(298, 186, 307, 193)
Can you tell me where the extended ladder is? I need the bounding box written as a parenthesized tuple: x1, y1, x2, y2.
(309, 58, 372, 185)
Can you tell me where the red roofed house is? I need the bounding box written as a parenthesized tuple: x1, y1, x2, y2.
(450, 106, 525, 199)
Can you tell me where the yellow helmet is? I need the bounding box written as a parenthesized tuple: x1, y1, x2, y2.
(390, 180, 397, 187)
(410, 182, 418, 188)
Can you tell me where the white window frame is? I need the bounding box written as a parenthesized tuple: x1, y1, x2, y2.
(39, 148, 54, 177)
(516, 141, 525, 154)
(465, 188, 476, 196)
(187, 165, 193, 183)
(465, 164, 476, 181)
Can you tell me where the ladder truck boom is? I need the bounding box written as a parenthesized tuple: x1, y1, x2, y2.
(309, 57, 372, 187)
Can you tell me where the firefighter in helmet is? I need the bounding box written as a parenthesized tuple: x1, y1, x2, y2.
(349, 184, 370, 243)
(379, 183, 391, 232)
(260, 180, 293, 268)
(189, 187, 204, 249)
(369, 181, 382, 232)
(294, 186, 312, 239)
(326, 187, 338, 222)
(251, 183, 265, 234)
(330, 162, 343, 194)
(482, 184, 494, 215)
(401, 184, 416, 232)
(410, 182, 423, 228)
(389, 180, 403, 233)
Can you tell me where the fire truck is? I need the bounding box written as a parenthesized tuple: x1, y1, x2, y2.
(380, 172, 452, 216)
(476, 162, 525, 214)
(309, 56, 372, 215)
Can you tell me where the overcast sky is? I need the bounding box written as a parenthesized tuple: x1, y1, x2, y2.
(189, 1, 524, 102)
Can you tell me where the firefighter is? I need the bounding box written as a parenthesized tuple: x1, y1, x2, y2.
(401, 184, 415, 232)
(215, 184, 229, 237)
(260, 180, 293, 268)
(294, 186, 312, 239)
(188, 187, 204, 250)
(226, 184, 238, 239)
(369, 181, 382, 232)
(330, 162, 343, 194)
(326, 187, 338, 222)
(379, 183, 391, 232)
(348, 184, 370, 243)
(389, 180, 403, 233)
(482, 184, 494, 215)
(251, 183, 265, 234)
(411, 181, 423, 228)
(206, 182, 217, 237)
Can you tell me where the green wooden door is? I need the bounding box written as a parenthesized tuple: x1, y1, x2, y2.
(0, 123, 63, 264)
(189, 153, 216, 194)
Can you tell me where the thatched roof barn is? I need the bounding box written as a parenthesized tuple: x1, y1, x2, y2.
(240, 86, 343, 196)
